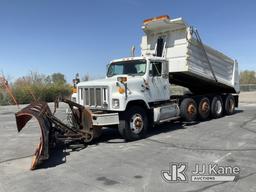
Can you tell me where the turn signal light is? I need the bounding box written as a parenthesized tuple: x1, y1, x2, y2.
(72, 88, 77, 93)
(118, 87, 125, 94)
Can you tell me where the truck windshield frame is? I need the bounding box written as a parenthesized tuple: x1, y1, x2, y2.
(107, 59, 147, 77)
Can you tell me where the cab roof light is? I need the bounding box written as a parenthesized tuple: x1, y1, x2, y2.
(143, 15, 170, 24)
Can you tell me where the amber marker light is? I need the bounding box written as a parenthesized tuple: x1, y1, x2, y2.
(143, 15, 170, 24)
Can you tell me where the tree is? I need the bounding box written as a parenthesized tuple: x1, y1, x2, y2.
(45, 75, 52, 84)
(0, 91, 3, 101)
(240, 70, 256, 84)
(1, 72, 72, 105)
(51, 73, 66, 85)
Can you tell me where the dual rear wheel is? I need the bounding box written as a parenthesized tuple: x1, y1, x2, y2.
(118, 94, 236, 141)
(180, 94, 235, 122)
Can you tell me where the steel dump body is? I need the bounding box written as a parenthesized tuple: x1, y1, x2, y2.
(141, 17, 239, 94)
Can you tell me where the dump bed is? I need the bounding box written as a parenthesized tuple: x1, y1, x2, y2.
(141, 16, 239, 94)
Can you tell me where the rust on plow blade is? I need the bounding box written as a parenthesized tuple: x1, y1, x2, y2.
(15, 99, 95, 170)
(16, 102, 52, 170)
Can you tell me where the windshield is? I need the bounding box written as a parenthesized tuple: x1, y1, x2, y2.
(107, 59, 147, 77)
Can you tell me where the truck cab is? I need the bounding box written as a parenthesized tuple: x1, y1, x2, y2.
(75, 57, 170, 110)
(72, 55, 180, 140)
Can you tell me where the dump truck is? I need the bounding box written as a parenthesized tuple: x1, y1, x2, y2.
(16, 15, 239, 169)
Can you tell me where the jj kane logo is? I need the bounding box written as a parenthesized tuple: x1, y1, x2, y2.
(161, 162, 240, 182)
(161, 163, 188, 182)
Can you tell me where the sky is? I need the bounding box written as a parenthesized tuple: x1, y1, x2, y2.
(0, 0, 256, 83)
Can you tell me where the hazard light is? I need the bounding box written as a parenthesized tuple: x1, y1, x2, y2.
(143, 15, 170, 24)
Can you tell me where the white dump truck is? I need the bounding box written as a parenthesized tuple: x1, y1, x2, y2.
(71, 15, 239, 141)
(15, 15, 240, 169)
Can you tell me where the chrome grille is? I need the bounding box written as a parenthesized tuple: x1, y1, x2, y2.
(85, 88, 89, 105)
(89, 88, 95, 106)
(95, 88, 102, 106)
(79, 87, 108, 108)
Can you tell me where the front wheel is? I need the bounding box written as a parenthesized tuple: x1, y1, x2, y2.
(118, 106, 148, 141)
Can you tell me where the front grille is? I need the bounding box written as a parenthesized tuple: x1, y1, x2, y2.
(79, 87, 108, 108)
(89, 88, 95, 106)
(95, 88, 102, 106)
(84, 88, 89, 105)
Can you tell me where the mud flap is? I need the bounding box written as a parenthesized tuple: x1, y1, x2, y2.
(15, 102, 52, 170)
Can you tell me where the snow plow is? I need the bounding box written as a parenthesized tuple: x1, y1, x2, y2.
(15, 98, 99, 170)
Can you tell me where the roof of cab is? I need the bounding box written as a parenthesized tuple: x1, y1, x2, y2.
(110, 56, 167, 63)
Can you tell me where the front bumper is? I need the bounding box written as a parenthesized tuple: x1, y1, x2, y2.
(92, 113, 119, 126)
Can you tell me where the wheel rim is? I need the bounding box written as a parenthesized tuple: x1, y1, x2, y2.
(187, 103, 196, 116)
(201, 100, 209, 112)
(130, 113, 144, 134)
(216, 100, 222, 114)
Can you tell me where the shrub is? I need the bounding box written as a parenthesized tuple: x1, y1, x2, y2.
(0, 72, 72, 105)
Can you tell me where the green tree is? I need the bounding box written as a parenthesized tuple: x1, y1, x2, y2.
(51, 73, 66, 85)
(3, 72, 72, 105)
(240, 70, 256, 84)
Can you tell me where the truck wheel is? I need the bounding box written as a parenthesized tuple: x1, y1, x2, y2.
(118, 106, 148, 141)
(224, 94, 235, 115)
(180, 98, 197, 122)
(198, 97, 210, 120)
(211, 96, 223, 118)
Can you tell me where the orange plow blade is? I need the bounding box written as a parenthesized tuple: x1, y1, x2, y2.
(15, 102, 52, 170)
(15, 99, 95, 170)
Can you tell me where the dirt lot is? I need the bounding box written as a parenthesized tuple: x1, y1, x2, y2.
(0, 92, 255, 192)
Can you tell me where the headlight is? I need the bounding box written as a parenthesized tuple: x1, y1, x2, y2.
(112, 99, 120, 109)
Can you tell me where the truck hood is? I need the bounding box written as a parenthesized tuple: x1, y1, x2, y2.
(77, 77, 117, 87)
(77, 75, 144, 87)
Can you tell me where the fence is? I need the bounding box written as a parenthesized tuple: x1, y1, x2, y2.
(240, 84, 256, 92)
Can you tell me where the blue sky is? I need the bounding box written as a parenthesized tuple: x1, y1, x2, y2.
(0, 0, 255, 83)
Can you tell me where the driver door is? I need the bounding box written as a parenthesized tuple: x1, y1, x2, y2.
(146, 61, 170, 102)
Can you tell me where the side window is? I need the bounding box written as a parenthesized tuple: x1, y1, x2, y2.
(150, 62, 162, 76)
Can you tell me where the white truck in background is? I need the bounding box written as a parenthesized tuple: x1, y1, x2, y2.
(72, 15, 240, 141)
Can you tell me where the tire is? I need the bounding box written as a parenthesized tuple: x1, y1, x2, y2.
(118, 106, 148, 141)
(211, 96, 223, 118)
(180, 98, 197, 122)
(224, 94, 235, 115)
(198, 97, 210, 120)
